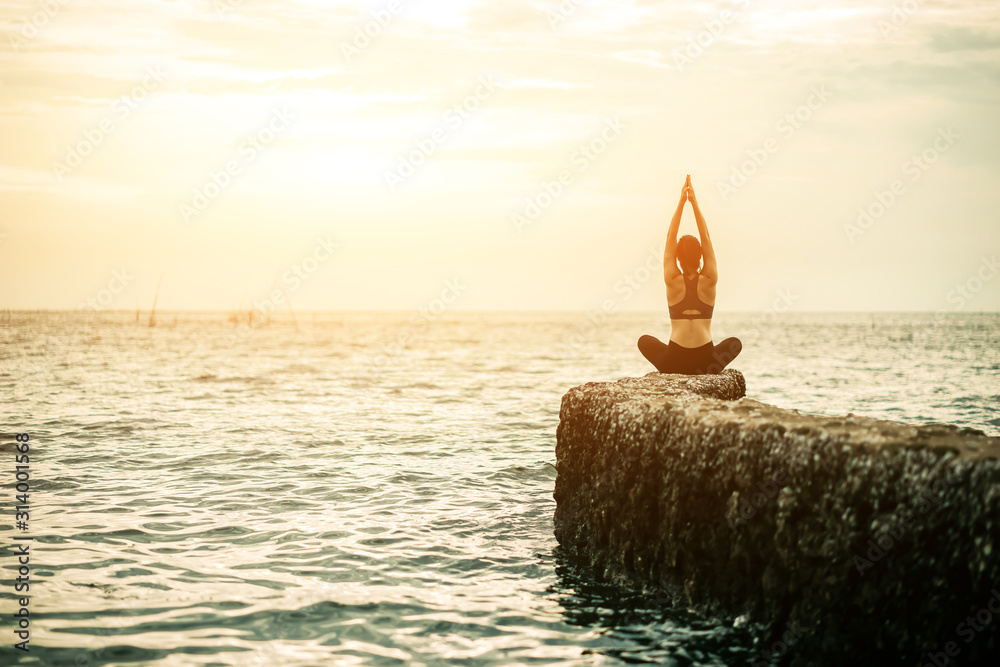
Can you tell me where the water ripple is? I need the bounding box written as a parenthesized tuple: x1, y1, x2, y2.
(2, 311, 997, 665)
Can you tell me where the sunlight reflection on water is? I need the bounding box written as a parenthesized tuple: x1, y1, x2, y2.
(2, 311, 997, 665)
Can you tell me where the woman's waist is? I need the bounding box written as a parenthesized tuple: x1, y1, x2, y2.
(669, 319, 712, 347)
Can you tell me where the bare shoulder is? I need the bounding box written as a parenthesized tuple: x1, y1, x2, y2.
(666, 273, 686, 303)
(698, 272, 718, 304)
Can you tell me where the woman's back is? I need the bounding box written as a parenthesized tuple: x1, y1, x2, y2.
(666, 271, 715, 347)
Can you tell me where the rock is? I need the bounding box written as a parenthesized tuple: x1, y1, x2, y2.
(554, 369, 1000, 666)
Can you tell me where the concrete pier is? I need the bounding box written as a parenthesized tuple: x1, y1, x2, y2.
(554, 370, 1000, 665)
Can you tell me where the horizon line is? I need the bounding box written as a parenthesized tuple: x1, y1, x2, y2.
(3, 308, 999, 315)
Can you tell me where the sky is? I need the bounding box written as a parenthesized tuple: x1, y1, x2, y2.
(0, 0, 998, 313)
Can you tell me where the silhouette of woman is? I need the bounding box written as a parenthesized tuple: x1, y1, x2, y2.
(638, 175, 742, 374)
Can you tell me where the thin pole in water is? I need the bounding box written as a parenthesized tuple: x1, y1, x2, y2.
(149, 274, 164, 327)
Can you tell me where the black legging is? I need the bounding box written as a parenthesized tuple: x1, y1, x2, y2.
(637, 335, 742, 375)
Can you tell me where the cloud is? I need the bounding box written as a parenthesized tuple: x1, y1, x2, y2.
(0, 163, 149, 201)
(927, 25, 1000, 52)
(463, 0, 550, 33)
(505, 77, 591, 90)
(1, 0, 999, 309)
(610, 49, 670, 69)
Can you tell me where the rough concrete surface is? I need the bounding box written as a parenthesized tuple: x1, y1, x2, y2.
(554, 369, 1000, 665)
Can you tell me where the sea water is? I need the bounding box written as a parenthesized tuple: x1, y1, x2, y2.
(2, 311, 998, 666)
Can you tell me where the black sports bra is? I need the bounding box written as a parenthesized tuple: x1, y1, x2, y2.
(669, 273, 714, 320)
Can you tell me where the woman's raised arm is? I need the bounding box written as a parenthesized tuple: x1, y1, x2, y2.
(687, 179, 717, 281)
(663, 176, 689, 283)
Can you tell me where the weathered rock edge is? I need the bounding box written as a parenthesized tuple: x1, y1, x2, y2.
(554, 369, 1000, 666)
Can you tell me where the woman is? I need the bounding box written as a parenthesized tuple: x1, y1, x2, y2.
(638, 175, 742, 374)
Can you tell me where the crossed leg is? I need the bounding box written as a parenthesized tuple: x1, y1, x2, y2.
(637, 335, 742, 375)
